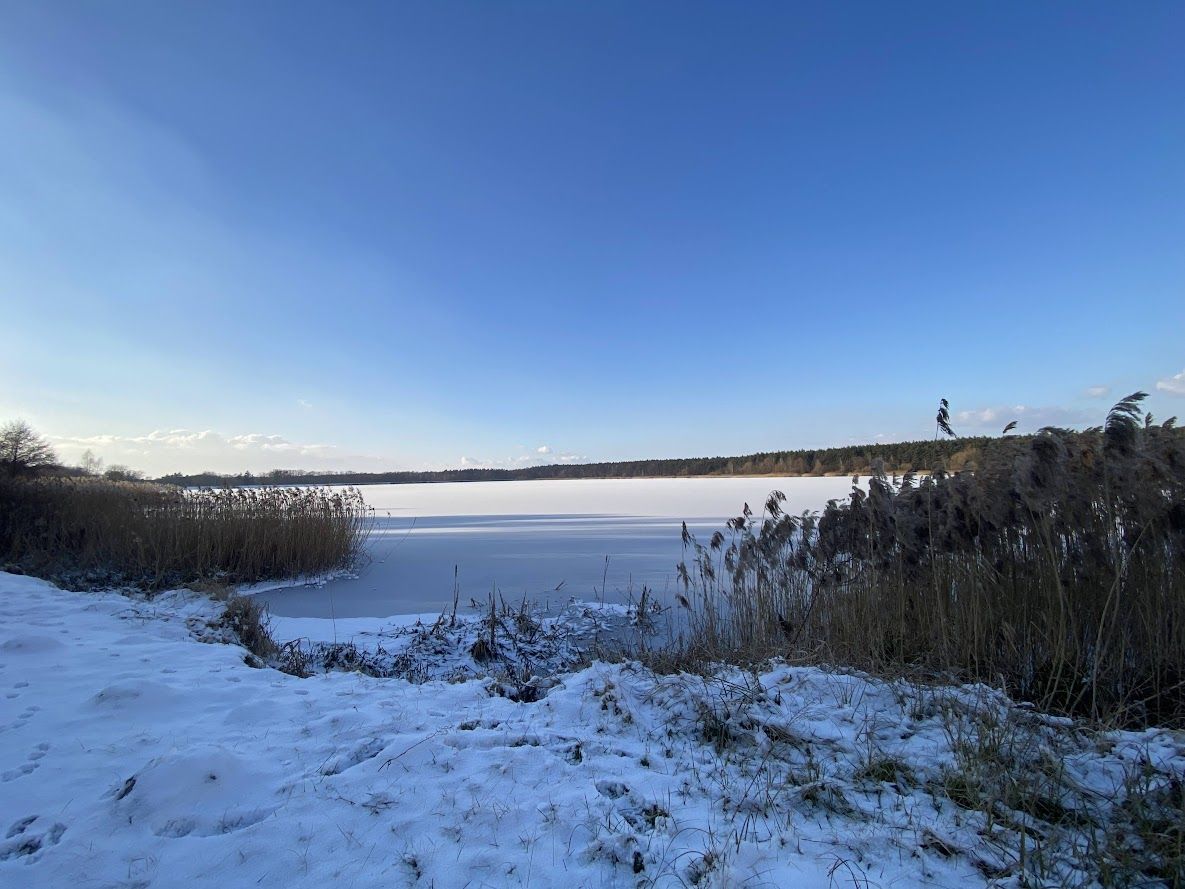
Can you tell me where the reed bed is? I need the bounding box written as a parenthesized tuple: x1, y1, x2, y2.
(673, 394, 1185, 728)
(0, 477, 371, 591)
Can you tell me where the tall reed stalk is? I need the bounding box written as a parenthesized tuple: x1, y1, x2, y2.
(673, 395, 1185, 727)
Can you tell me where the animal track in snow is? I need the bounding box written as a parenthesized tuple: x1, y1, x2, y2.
(320, 737, 387, 775)
(0, 817, 66, 860)
(1, 742, 49, 781)
(595, 779, 630, 799)
(4, 702, 39, 731)
(152, 808, 272, 839)
(6, 815, 37, 839)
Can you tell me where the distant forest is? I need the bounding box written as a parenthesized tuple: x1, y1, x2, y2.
(158, 435, 1014, 488)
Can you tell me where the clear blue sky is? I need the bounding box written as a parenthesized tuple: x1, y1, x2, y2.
(2, 1, 1182, 475)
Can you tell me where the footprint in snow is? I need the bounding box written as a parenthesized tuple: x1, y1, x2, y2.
(155, 817, 197, 838)
(151, 808, 273, 839)
(595, 780, 630, 800)
(4, 705, 37, 731)
(0, 819, 66, 861)
(6, 815, 37, 839)
(1, 741, 51, 780)
(320, 738, 388, 776)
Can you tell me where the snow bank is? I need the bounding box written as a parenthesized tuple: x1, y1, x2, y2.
(0, 572, 1180, 887)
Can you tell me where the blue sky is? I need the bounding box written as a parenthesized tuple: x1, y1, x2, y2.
(2, 2, 1182, 475)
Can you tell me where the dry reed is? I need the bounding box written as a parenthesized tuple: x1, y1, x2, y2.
(672, 394, 1185, 727)
(0, 477, 371, 591)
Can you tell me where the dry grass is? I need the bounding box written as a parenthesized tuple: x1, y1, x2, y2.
(667, 394, 1185, 728)
(931, 697, 1184, 887)
(0, 477, 371, 591)
(220, 595, 279, 662)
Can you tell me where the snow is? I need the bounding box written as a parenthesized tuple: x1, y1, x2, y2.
(325, 477, 864, 519)
(1, 571, 1181, 887)
(251, 477, 865, 619)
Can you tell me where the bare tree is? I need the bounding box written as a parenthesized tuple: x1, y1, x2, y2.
(79, 449, 104, 476)
(0, 420, 58, 476)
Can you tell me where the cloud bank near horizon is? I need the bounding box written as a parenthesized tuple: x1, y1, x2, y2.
(952, 404, 1098, 433)
(458, 448, 587, 471)
(49, 429, 380, 476)
(47, 428, 592, 477)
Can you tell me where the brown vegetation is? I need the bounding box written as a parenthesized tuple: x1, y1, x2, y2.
(672, 394, 1185, 727)
(0, 476, 371, 590)
(219, 594, 279, 662)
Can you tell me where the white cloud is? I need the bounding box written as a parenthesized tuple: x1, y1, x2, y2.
(1155, 369, 1185, 396)
(454, 449, 587, 470)
(1084, 385, 1110, 398)
(955, 407, 1001, 425)
(49, 427, 590, 477)
(297, 399, 313, 409)
(50, 428, 361, 476)
(954, 404, 1096, 432)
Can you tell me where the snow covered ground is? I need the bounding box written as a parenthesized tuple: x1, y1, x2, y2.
(1, 571, 1181, 888)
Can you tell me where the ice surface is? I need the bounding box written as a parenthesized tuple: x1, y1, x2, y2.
(255, 477, 861, 619)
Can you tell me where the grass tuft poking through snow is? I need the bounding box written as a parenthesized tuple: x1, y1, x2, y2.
(219, 596, 279, 664)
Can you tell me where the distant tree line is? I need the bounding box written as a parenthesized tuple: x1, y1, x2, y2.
(156, 435, 1016, 488)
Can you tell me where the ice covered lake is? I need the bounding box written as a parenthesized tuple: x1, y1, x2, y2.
(254, 476, 859, 620)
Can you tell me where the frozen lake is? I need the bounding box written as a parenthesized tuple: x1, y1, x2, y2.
(255, 476, 859, 618)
